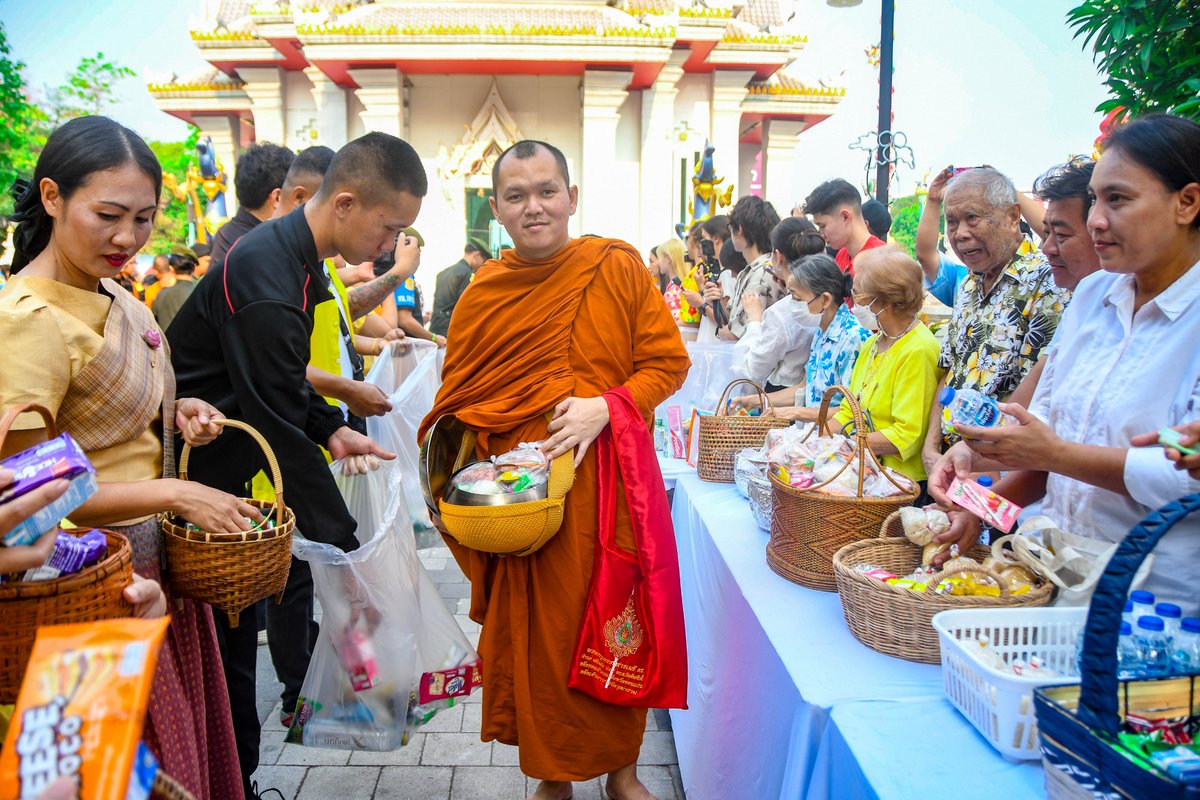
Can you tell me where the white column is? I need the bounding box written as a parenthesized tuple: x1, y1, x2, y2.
(238, 66, 286, 146)
(348, 68, 403, 137)
(580, 69, 632, 239)
(639, 52, 687, 247)
(191, 113, 240, 214)
(304, 66, 348, 148)
(763, 118, 807, 216)
(709, 69, 756, 200)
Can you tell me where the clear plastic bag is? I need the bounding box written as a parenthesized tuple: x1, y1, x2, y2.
(657, 341, 738, 417)
(365, 340, 443, 529)
(287, 462, 481, 751)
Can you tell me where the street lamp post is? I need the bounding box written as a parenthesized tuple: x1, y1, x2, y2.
(827, 0, 896, 205)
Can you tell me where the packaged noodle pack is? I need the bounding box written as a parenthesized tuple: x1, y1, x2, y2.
(0, 617, 169, 800)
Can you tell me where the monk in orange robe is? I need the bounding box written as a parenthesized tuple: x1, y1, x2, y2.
(419, 140, 689, 800)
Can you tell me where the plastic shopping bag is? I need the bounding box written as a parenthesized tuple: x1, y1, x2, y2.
(658, 341, 738, 419)
(287, 464, 480, 751)
(366, 340, 442, 529)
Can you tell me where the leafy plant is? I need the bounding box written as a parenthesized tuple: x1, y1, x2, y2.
(888, 193, 922, 260)
(1067, 0, 1200, 119)
(46, 52, 135, 123)
(0, 23, 48, 218)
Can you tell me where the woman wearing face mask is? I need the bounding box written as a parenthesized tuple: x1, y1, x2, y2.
(759, 253, 871, 421)
(831, 246, 943, 488)
(731, 217, 826, 393)
(927, 115, 1200, 607)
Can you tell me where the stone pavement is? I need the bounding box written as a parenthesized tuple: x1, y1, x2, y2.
(247, 531, 685, 799)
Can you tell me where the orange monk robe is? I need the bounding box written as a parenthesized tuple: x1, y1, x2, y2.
(419, 237, 690, 781)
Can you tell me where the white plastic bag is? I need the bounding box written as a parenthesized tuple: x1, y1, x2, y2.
(658, 341, 738, 417)
(365, 340, 443, 529)
(287, 463, 480, 751)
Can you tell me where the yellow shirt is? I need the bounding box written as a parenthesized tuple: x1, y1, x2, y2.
(834, 323, 943, 482)
(0, 275, 163, 486)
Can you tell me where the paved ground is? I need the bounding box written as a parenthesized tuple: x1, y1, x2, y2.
(247, 530, 685, 799)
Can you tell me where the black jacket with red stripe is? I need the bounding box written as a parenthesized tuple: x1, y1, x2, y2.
(168, 205, 357, 552)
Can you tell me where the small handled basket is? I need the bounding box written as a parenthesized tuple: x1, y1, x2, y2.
(832, 510, 1054, 664)
(696, 380, 790, 483)
(767, 385, 919, 590)
(1035, 493, 1200, 799)
(0, 403, 134, 703)
(162, 419, 295, 627)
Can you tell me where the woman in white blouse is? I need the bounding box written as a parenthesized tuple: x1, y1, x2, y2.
(928, 114, 1200, 610)
(732, 217, 826, 391)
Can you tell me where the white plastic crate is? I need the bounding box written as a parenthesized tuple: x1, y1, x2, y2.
(932, 607, 1086, 762)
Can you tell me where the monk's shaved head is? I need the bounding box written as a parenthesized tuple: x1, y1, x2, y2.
(492, 140, 570, 195)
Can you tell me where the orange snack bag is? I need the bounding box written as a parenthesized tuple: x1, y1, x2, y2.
(0, 617, 169, 800)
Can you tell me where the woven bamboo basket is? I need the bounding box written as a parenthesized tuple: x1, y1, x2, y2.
(0, 403, 135, 704)
(697, 380, 790, 483)
(152, 771, 198, 800)
(162, 419, 294, 627)
(832, 510, 1055, 663)
(766, 386, 918, 590)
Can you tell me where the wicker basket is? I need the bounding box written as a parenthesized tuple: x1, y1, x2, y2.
(832, 511, 1055, 663)
(766, 386, 918, 590)
(0, 403, 136, 703)
(162, 419, 295, 627)
(696, 380, 790, 483)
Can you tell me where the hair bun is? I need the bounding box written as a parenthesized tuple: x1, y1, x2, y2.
(8, 178, 33, 217)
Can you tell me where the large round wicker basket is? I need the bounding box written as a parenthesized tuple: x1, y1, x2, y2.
(0, 403, 135, 704)
(696, 380, 790, 483)
(766, 386, 918, 590)
(832, 510, 1055, 663)
(162, 419, 294, 627)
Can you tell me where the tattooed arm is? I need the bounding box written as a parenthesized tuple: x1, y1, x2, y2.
(346, 235, 421, 320)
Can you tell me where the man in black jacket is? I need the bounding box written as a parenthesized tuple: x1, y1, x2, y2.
(168, 132, 426, 797)
(208, 142, 295, 273)
(429, 239, 490, 337)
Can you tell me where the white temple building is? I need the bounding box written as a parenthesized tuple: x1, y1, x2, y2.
(149, 0, 843, 268)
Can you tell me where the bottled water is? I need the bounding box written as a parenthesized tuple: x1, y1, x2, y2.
(1156, 602, 1182, 641)
(1171, 618, 1200, 676)
(1129, 590, 1156, 622)
(1122, 600, 1135, 628)
(1117, 622, 1140, 680)
(1133, 616, 1172, 678)
(939, 386, 1016, 430)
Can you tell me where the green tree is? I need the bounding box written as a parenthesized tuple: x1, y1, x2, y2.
(146, 127, 200, 254)
(47, 52, 134, 124)
(888, 193, 922, 260)
(1068, 0, 1200, 119)
(0, 22, 48, 218)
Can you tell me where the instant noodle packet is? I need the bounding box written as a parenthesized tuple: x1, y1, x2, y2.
(0, 617, 170, 800)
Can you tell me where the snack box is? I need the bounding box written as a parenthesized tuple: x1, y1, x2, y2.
(0, 433, 97, 548)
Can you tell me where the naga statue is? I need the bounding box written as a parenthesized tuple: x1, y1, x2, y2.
(676, 140, 735, 237)
(184, 136, 228, 245)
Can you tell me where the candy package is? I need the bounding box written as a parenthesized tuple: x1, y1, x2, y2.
(19, 529, 107, 582)
(0, 617, 170, 800)
(451, 443, 550, 497)
(0, 433, 97, 548)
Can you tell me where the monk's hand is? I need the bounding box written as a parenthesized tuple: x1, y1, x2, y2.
(328, 426, 396, 463)
(176, 397, 225, 446)
(545, 396, 611, 468)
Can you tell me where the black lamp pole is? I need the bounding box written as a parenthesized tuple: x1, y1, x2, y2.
(875, 0, 895, 205)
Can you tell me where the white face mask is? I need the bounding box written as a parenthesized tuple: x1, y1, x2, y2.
(789, 296, 824, 328)
(851, 299, 880, 331)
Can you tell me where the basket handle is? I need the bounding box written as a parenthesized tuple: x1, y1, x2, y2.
(0, 404, 59, 452)
(1076, 492, 1200, 737)
(715, 379, 772, 416)
(178, 419, 289, 528)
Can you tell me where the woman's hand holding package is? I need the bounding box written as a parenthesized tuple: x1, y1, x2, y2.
(173, 480, 264, 533)
(956, 403, 1059, 471)
(1131, 420, 1200, 480)
(0, 467, 69, 573)
(175, 397, 226, 447)
(544, 396, 611, 468)
(927, 441, 978, 505)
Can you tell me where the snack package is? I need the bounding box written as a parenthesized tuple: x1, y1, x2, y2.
(947, 477, 1023, 533)
(21, 529, 107, 582)
(0, 434, 97, 548)
(0, 617, 170, 800)
(666, 406, 685, 459)
(899, 506, 952, 565)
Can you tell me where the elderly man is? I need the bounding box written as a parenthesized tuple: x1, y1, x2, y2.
(921, 167, 1070, 474)
(419, 139, 689, 800)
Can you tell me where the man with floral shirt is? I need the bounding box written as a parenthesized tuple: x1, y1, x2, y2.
(921, 167, 1069, 471)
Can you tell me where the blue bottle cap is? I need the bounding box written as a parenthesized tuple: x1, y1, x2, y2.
(1120, 621, 1132, 636)
(977, 476, 993, 488)
(1130, 590, 1156, 606)
(939, 386, 957, 406)
(1182, 618, 1200, 634)
(1137, 616, 1165, 632)
(1124, 600, 1133, 613)
(1156, 602, 1181, 619)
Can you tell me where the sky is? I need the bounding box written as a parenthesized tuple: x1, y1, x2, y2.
(2, 0, 1110, 196)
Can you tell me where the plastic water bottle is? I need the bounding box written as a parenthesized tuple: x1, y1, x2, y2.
(1117, 622, 1140, 679)
(1172, 618, 1200, 676)
(939, 386, 1016, 430)
(1156, 602, 1182, 641)
(1130, 590, 1156, 622)
(1122, 600, 1135, 628)
(1133, 616, 1172, 678)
